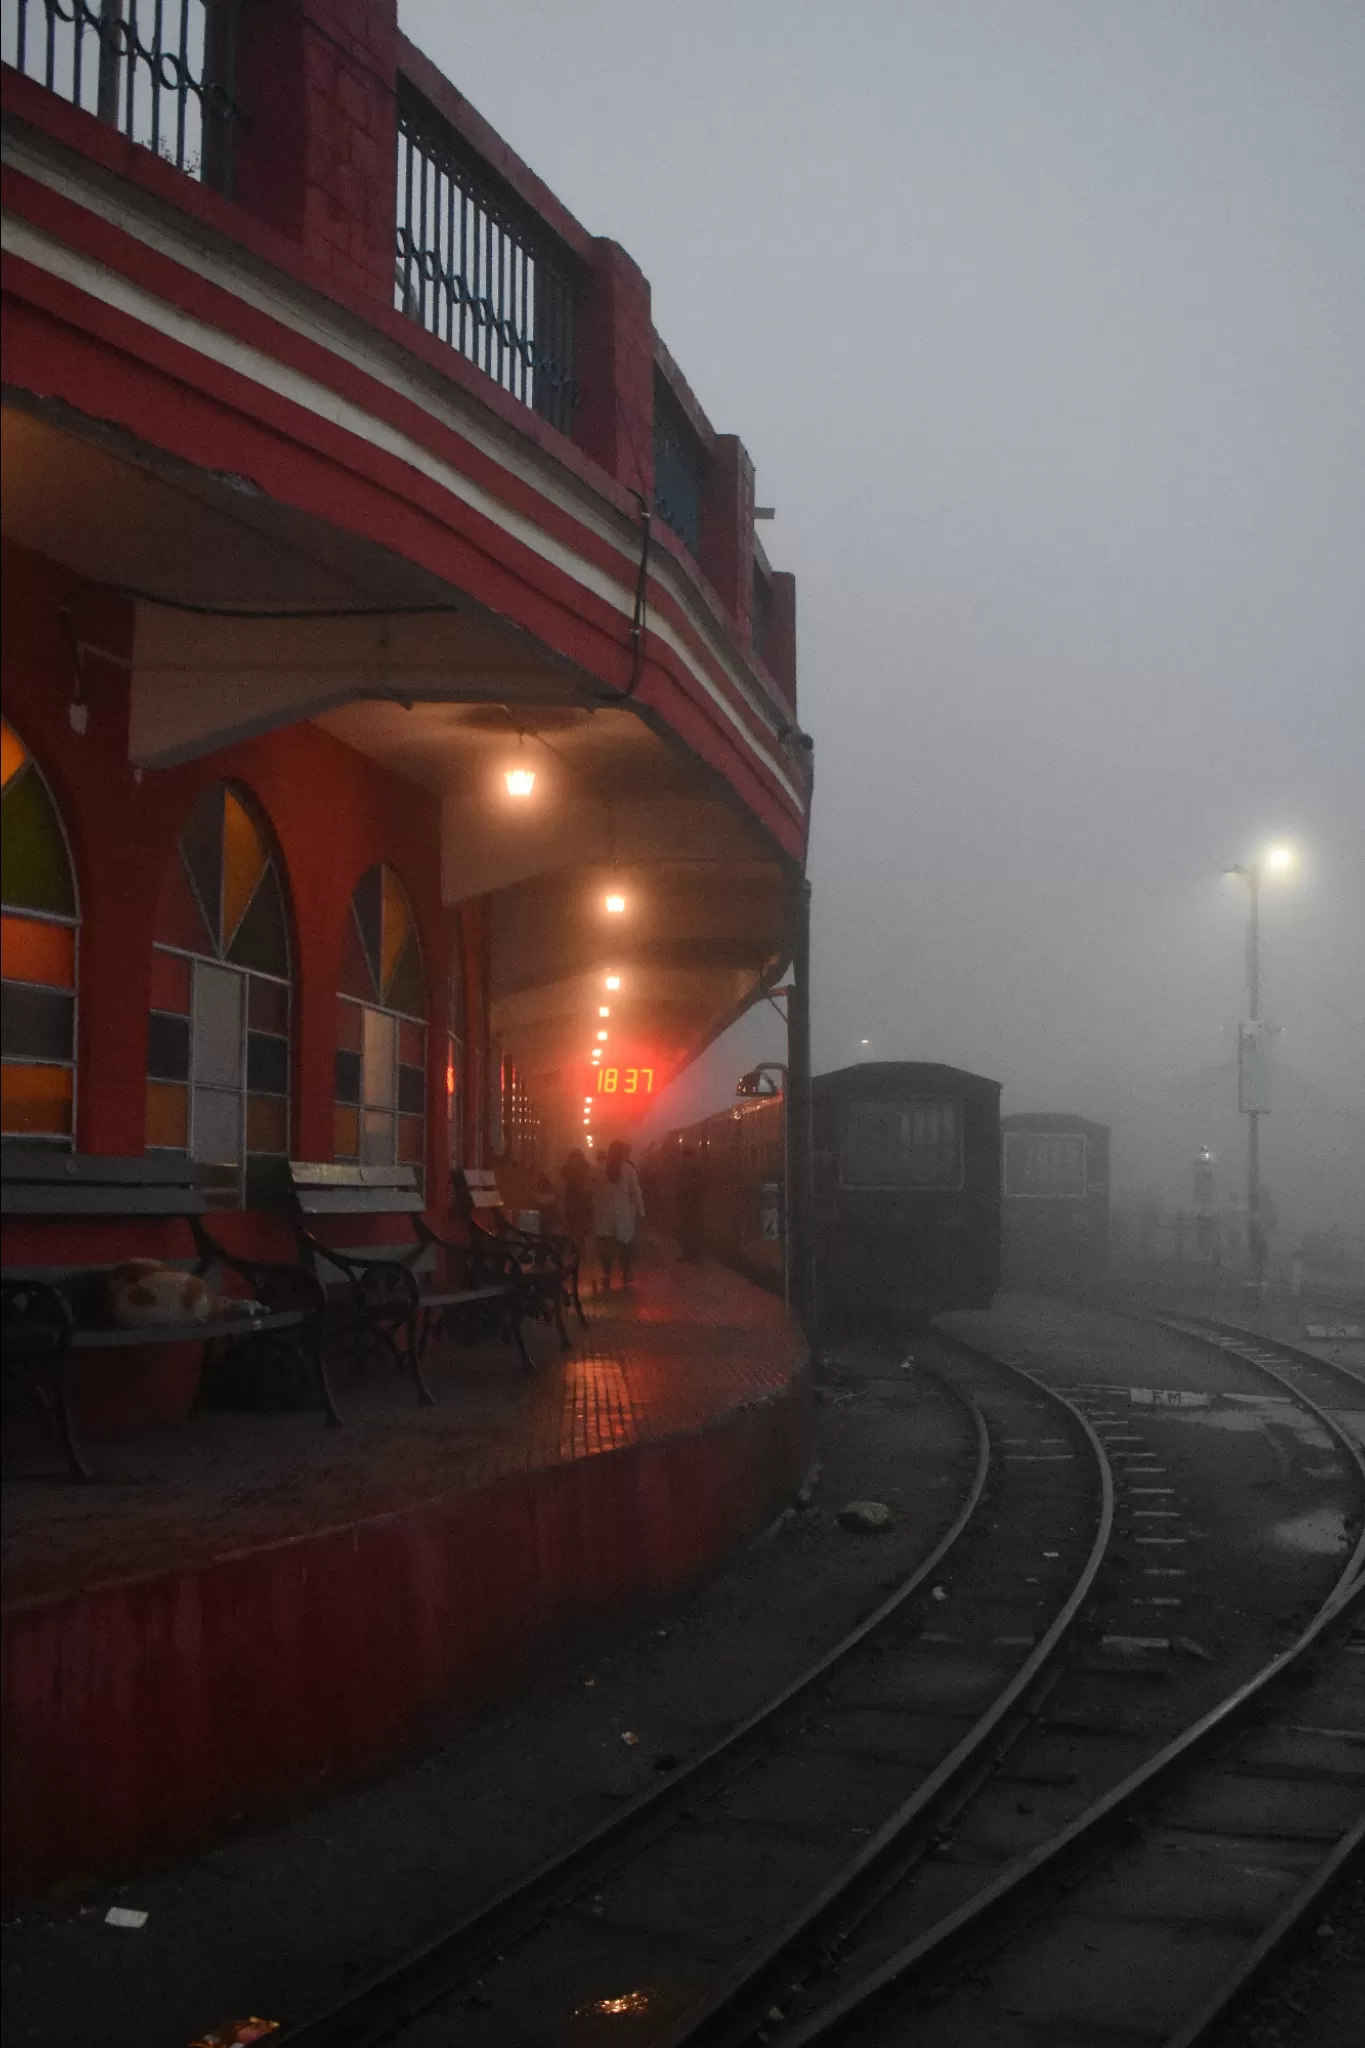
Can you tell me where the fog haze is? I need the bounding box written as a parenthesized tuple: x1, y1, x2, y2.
(403, 2, 1364, 1236)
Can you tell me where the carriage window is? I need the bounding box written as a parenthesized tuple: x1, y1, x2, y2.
(1003, 1132, 1087, 1198)
(839, 1099, 962, 1190)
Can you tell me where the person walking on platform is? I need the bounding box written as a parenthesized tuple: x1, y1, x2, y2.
(676, 1145, 705, 1264)
(595, 1140, 645, 1291)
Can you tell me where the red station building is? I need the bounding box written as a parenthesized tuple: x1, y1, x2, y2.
(0, 3, 811, 1896)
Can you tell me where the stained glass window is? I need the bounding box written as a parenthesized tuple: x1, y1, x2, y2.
(335, 865, 427, 1171)
(148, 784, 292, 1204)
(1, 719, 79, 1144)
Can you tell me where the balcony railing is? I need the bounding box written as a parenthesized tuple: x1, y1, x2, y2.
(653, 374, 706, 556)
(3, 0, 242, 192)
(395, 83, 579, 437)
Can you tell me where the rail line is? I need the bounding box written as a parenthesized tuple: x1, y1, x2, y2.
(730, 1316, 1365, 2048)
(278, 1342, 1115, 2047)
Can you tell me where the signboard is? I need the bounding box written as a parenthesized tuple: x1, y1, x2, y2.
(584, 1053, 673, 1122)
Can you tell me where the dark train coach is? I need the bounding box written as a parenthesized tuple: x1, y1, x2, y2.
(1000, 1112, 1110, 1294)
(814, 1063, 1000, 1329)
(655, 1061, 1001, 1331)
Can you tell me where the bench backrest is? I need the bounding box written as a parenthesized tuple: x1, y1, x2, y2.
(285, 1161, 425, 1218)
(456, 1168, 506, 1214)
(0, 1149, 235, 1218)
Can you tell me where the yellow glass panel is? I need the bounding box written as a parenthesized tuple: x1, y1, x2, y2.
(333, 1105, 360, 1159)
(1, 914, 75, 988)
(246, 1094, 289, 1154)
(2, 1062, 73, 1135)
(380, 866, 411, 998)
(146, 1080, 189, 1148)
(222, 789, 269, 949)
(1, 718, 27, 792)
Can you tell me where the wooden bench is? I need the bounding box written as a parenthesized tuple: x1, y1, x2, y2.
(0, 1150, 330, 1480)
(455, 1168, 586, 1345)
(278, 1162, 535, 1403)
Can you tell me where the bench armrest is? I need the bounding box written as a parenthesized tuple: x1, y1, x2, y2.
(190, 1215, 327, 1324)
(415, 1216, 522, 1292)
(290, 1223, 421, 1315)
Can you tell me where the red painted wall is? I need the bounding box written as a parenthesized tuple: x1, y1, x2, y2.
(2, 541, 488, 1419)
(1, 1372, 811, 1901)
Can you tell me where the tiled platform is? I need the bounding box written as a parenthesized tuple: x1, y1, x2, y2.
(2, 1247, 809, 1898)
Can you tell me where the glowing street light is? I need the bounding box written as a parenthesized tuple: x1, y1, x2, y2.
(504, 766, 536, 797)
(599, 1006, 610, 1018)
(1221, 838, 1301, 1295)
(605, 975, 622, 991)
(605, 893, 626, 915)
(596, 1029, 609, 1042)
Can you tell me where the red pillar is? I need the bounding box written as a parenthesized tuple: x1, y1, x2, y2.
(574, 240, 655, 499)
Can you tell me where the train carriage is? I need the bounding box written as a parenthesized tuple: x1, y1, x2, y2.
(1000, 1112, 1110, 1294)
(814, 1063, 1000, 1328)
(655, 1061, 1001, 1330)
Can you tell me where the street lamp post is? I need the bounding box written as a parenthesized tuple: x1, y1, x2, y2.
(1223, 843, 1295, 1296)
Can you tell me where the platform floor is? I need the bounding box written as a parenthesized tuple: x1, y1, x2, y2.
(2, 1245, 803, 1607)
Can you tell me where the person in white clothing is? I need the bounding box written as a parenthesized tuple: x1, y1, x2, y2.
(594, 1140, 645, 1290)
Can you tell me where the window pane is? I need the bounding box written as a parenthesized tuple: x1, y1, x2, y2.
(361, 1108, 394, 1164)
(1, 1062, 72, 1136)
(397, 1113, 424, 1165)
(1, 914, 75, 989)
(148, 1011, 191, 1081)
(397, 1062, 425, 1115)
(248, 977, 289, 1034)
(333, 1105, 360, 1159)
(0, 763, 77, 917)
(246, 1031, 290, 1095)
(150, 947, 192, 1013)
(192, 1085, 242, 1164)
(1, 984, 74, 1061)
(334, 1049, 362, 1105)
(336, 995, 364, 1052)
(246, 1093, 289, 1154)
(146, 1080, 189, 1148)
(193, 962, 244, 1088)
(362, 1007, 396, 1108)
(398, 1018, 424, 1067)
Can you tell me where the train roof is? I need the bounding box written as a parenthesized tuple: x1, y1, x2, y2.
(1001, 1111, 1110, 1139)
(815, 1062, 1000, 1100)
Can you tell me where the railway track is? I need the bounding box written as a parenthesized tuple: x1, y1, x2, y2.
(279, 1312, 1365, 2048)
(724, 1314, 1365, 2048)
(278, 1339, 1117, 2047)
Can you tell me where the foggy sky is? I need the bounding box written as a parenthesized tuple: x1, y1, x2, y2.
(402, 2, 1364, 1228)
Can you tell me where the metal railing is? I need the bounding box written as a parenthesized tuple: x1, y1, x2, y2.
(395, 83, 579, 436)
(3, 0, 243, 193)
(653, 373, 706, 556)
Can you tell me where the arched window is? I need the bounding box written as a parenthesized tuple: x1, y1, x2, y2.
(335, 865, 427, 1168)
(1, 719, 79, 1144)
(148, 784, 292, 1203)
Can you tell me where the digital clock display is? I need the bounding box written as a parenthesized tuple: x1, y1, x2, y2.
(593, 1066, 655, 1096)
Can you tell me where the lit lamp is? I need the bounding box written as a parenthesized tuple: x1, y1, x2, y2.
(1221, 837, 1301, 1296)
(605, 975, 622, 991)
(596, 1030, 609, 1042)
(599, 1007, 610, 1018)
(605, 893, 626, 914)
